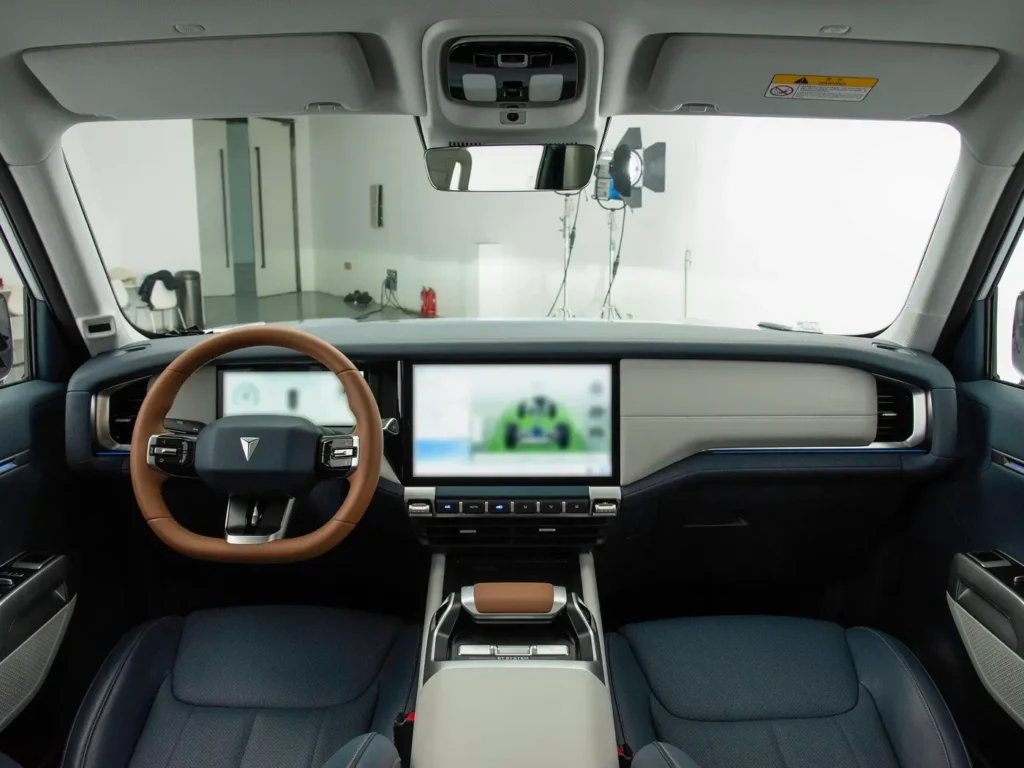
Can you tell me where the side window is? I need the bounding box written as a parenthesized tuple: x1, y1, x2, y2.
(0, 244, 29, 386)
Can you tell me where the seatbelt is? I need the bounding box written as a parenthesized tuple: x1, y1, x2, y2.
(393, 711, 414, 767)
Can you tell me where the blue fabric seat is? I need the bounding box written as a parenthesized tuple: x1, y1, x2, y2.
(62, 606, 418, 768)
(608, 616, 969, 768)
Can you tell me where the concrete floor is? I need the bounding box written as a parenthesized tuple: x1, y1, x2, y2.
(201, 291, 419, 328)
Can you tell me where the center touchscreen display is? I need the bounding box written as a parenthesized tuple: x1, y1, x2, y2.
(412, 364, 613, 479)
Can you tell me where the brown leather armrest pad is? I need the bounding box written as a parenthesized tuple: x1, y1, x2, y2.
(473, 582, 554, 614)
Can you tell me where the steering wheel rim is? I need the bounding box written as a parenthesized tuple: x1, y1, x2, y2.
(129, 325, 382, 563)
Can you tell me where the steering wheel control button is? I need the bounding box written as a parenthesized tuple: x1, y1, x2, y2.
(147, 434, 197, 476)
(462, 500, 486, 515)
(512, 500, 539, 514)
(436, 500, 459, 515)
(408, 502, 433, 517)
(593, 501, 618, 516)
(488, 500, 511, 514)
(565, 500, 590, 515)
(318, 434, 360, 476)
(539, 500, 564, 515)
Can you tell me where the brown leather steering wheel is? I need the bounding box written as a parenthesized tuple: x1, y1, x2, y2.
(129, 326, 382, 563)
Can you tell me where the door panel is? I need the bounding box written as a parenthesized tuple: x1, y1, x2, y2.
(0, 376, 76, 737)
(248, 118, 298, 297)
(193, 120, 236, 297)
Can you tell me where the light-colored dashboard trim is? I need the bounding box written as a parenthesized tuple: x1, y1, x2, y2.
(711, 384, 929, 452)
(620, 359, 886, 483)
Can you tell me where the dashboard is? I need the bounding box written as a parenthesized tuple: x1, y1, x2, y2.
(65, 320, 958, 547)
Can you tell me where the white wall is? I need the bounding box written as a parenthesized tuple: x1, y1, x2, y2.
(0, 247, 19, 292)
(306, 114, 959, 332)
(62, 121, 202, 280)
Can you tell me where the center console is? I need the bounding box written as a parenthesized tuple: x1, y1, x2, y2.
(401, 362, 621, 766)
(411, 563, 618, 768)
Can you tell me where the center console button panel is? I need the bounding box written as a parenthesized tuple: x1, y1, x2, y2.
(407, 487, 620, 549)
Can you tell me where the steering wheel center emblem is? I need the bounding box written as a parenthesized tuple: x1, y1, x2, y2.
(240, 437, 260, 462)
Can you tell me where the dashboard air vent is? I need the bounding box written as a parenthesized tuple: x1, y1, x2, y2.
(106, 379, 149, 446)
(874, 378, 915, 444)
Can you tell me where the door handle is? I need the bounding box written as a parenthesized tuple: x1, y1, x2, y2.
(219, 149, 230, 268)
(948, 551, 1024, 652)
(254, 146, 266, 269)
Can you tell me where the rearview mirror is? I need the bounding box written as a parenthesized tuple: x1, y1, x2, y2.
(1013, 290, 1024, 381)
(424, 144, 596, 192)
(0, 294, 12, 384)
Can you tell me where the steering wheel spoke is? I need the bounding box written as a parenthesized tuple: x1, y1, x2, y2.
(224, 496, 295, 544)
(145, 433, 198, 478)
(317, 432, 360, 478)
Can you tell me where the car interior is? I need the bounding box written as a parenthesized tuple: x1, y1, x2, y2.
(2, 1, 1024, 767)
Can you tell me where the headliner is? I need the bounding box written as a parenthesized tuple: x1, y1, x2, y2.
(0, 0, 1022, 165)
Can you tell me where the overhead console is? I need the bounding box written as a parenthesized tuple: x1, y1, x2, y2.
(444, 38, 581, 106)
(420, 19, 604, 149)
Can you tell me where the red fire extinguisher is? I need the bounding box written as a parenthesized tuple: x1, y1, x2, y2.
(420, 287, 438, 317)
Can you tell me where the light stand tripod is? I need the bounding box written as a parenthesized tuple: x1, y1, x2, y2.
(600, 207, 623, 320)
(553, 193, 576, 319)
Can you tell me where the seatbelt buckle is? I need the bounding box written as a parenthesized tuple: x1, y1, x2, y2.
(393, 711, 414, 767)
(618, 743, 634, 768)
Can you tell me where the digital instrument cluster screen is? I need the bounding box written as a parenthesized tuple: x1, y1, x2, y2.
(220, 370, 356, 426)
(412, 363, 614, 479)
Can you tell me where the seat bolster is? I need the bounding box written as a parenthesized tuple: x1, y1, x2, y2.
(846, 627, 970, 768)
(322, 733, 400, 768)
(632, 742, 703, 768)
(606, 633, 658, 749)
(61, 617, 183, 768)
(370, 624, 421, 736)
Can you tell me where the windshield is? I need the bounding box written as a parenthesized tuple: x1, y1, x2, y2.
(63, 114, 960, 335)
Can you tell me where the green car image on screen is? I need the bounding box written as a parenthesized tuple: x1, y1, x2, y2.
(484, 396, 590, 452)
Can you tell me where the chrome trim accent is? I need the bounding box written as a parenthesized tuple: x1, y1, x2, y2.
(495, 645, 532, 656)
(92, 376, 152, 452)
(589, 486, 622, 503)
(429, 593, 458, 665)
(382, 417, 399, 435)
(461, 585, 568, 622)
(405, 486, 436, 503)
(534, 644, 571, 657)
(408, 502, 432, 517)
(240, 437, 260, 461)
(397, 361, 403, 418)
(224, 497, 295, 544)
(418, 554, 447, 690)
(578, 552, 609, 683)
(457, 644, 494, 657)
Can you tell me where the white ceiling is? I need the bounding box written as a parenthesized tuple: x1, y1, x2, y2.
(0, 0, 1023, 165)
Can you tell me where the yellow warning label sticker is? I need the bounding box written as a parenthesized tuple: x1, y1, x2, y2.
(765, 74, 878, 102)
